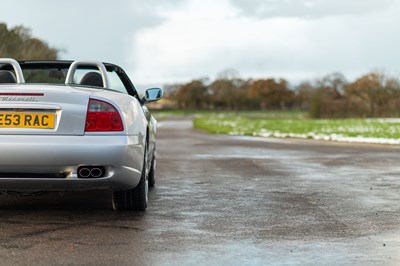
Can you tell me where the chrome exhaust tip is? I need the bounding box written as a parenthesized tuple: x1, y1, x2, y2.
(90, 168, 103, 178)
(78, 168, 91, 178)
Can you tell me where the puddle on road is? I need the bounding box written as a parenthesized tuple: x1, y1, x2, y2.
(158, 120, 193, 129)
(230, 135, 295, 144)
(193, 153, 301, 160)
(149, 236, 400, 266)
(194, 154, 278, 160)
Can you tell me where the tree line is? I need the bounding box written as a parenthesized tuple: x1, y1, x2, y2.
(163, 71, 400, 118)
(0, 23, 58, 60)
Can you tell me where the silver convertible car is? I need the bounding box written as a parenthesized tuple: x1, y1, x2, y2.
(0, 58, 163, 211)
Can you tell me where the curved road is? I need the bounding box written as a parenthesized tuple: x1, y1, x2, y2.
(0, 118, 399, 265)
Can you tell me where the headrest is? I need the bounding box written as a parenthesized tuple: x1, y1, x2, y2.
(80, 72, 103, 87)
(0, 70, 17, 83)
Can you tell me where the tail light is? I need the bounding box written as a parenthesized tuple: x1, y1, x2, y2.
(85, 99, 124, 132)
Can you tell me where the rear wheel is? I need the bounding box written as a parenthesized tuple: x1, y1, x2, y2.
(112, 146, 148, 211)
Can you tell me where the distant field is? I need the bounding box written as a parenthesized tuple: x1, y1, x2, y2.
(152, 110, 400, 144)
(152, 110, 306, 120)
(193, 112, 400, 144)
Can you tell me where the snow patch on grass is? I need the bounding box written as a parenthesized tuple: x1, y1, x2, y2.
(256, 130, 400, 145)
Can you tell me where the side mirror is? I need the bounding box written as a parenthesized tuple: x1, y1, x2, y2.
(143, 87, 163, 103)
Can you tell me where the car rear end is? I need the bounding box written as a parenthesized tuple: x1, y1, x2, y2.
(0, 84, 145, 193)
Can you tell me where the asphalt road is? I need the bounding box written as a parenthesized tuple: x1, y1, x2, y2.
(0, 118, 400, 265)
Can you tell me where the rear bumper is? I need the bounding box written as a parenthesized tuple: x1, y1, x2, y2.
(0, 135, 145, 192)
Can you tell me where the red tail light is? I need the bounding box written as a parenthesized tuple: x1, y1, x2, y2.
(85, 99, 124, 132)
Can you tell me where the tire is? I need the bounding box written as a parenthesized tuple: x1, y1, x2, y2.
(148, 154, 156, 188)
(112, 145, 148, 211)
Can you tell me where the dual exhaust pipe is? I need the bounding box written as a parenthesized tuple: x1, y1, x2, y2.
(78, 166, 105, 178)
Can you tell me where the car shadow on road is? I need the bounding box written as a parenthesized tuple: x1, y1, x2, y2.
(0, 190, 113, 210)
(0, 189, 156, 214)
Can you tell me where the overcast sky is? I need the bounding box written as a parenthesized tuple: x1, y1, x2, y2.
(2, 0, 400, 88)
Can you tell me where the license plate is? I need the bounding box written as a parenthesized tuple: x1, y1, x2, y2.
(0, 112, 55, 129)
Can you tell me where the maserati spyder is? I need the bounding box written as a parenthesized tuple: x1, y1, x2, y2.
(0, 58, 163, 211)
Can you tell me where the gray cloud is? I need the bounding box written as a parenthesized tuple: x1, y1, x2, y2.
(1, 0, 184, 67)
(230, 0, 397, 19)
(3, 0, 400, 86)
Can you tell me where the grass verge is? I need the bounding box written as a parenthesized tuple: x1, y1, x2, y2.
(193, 113, 400, 142)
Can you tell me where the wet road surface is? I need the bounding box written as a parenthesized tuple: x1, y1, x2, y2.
(0, 118, 400, 265)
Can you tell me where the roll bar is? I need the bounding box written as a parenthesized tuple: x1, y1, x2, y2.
(65, 60, 110, 89)
(0, 58, 25, 83)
